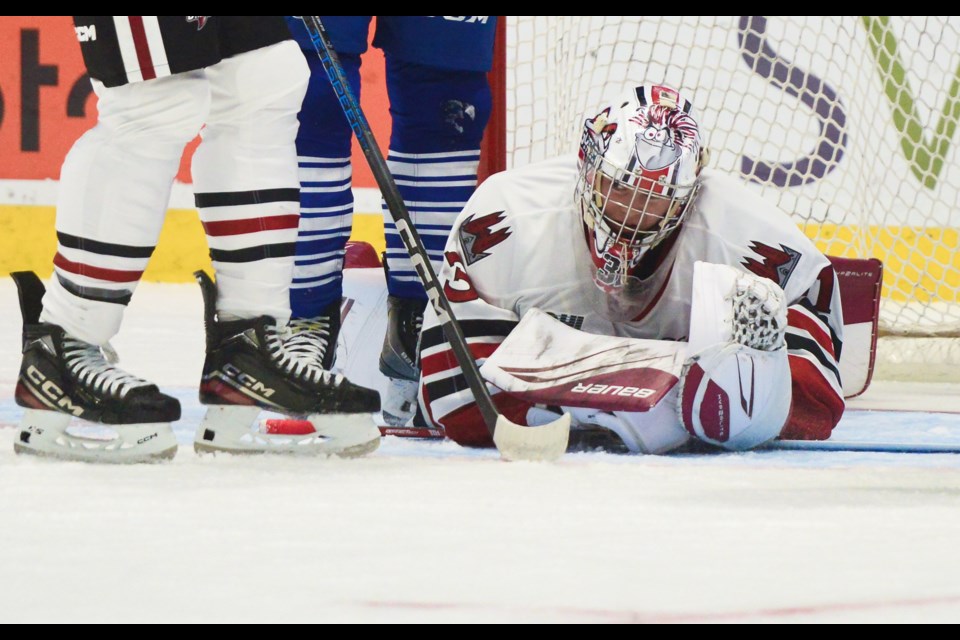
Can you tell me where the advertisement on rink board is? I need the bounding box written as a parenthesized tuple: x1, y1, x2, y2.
(0, 16, 392, 280)
(0, 16, 390, 187)
(1, 17, 957, 204)
(0, 16, 957, 303)
(0, 17, 96, 180)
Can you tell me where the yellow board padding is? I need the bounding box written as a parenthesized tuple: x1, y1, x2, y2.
(0, 205, 955, 303)
(349, 212, 387, 259)
(801, 223, 960, 303)
(0, 205, 58, 277)
(150, 208, 211, 282)
(0, 206, 386, 282)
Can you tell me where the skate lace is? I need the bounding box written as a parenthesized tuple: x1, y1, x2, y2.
(399, 304, 424, 359)
(286, 317, 332, 368)
(62, 336, 151, 399)
(264, 323, 343, 386)
(413, 311, 423, 335)
(409, 309, 424, 361)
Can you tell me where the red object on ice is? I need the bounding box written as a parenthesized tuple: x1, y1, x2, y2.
(262, 419, 316, 435)
(344, 241, 381, 269)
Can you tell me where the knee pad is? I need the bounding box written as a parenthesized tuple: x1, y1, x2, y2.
(206, 40, 309, 129)
(385, 59, 492, 151)
(195, 41, 310, 190)
(93, 74, 208, 146)
(249, 40, 309, 115)
(678, 341, 792, 451)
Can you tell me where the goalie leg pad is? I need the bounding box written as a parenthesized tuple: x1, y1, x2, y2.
(678, 342, 792, 451)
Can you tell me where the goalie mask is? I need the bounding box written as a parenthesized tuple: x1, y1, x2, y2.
(576, 84, 704, 294)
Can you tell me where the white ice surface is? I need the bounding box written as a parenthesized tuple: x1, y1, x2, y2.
(1, 278, 960, 623)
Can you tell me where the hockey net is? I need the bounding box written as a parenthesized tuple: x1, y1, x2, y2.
(490, 16, 960, 382)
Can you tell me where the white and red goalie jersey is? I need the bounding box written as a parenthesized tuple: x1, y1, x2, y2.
(419, 156, 844, 448)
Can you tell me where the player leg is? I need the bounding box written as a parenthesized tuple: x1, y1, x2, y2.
(15, 67, 208, 461)
(285, 47, 363, 370)
(380, 58, 492, 426)
(191, 34, 380, 456)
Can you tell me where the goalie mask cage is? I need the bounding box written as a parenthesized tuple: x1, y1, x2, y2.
(482, 16, 960, 382)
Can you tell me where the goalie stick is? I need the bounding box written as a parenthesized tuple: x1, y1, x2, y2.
(298, 16, 570, 462)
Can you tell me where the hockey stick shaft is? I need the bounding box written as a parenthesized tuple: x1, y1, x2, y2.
(299, 17, 562, 453)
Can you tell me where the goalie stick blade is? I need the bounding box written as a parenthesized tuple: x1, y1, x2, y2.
(493, 413, 572, 462)
(762, 440, 960, 454)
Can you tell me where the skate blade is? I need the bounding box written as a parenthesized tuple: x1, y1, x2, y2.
(195, 405, 381, 458)
(14, 409, 178, 464)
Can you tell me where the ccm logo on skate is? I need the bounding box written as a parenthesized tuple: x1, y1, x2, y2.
(570, 383, 655, 398)
(137, 433, 158, 445)
(25, 365, 83, 416)
(223, 363, 275, 398)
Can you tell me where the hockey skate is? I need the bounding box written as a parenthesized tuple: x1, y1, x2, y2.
(379, 293, 427, 427)
(10, 271, 180, 463)
(193, 270, 381, 457)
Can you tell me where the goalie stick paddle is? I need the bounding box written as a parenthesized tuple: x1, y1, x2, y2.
(299, 16, 570, 462)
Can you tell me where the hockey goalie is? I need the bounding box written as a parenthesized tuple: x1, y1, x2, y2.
(417, 84, 846, 454)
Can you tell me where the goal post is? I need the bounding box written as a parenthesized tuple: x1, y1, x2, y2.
(483, 16, 960, 382)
